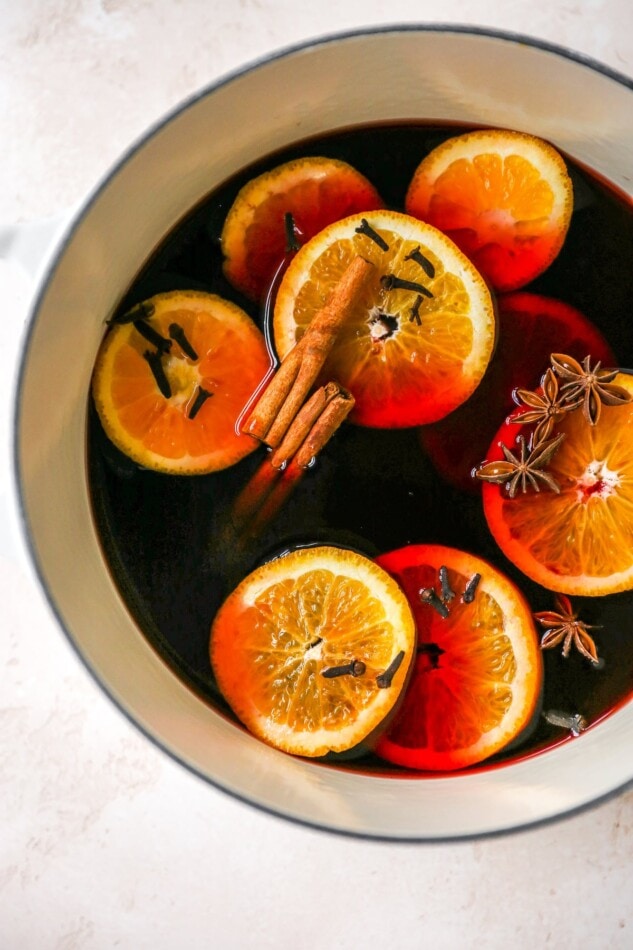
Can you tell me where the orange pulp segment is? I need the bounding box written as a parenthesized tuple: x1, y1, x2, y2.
(273, 210, 495, 427)
(92, 291, 270, 474)
(482, 372, 633, 595)
(405, 129, 573, 292)
(375, 545, 542, 771)
(221, 156, 384, 301)
(209, 545, 416, 757)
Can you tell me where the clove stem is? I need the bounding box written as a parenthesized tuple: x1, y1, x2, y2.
(462, 573, 482, 604)
(322, 660, 366, 679)
(169, 323, 198, 360)
(419, 587, 449, 618)
(376, 650, 405, 688)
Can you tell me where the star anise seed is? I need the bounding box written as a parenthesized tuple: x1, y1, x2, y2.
(550, 353, 632, 426)
(534, 594, 601, 665)
(512, 368, 570, 444)
(476, 432, 565, 498)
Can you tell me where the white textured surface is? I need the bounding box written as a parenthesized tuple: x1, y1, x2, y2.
(2, 3, 633, 948)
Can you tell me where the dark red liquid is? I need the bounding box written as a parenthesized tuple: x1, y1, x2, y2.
(88, 122, 633, 774)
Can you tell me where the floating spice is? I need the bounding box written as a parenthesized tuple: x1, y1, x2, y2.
(534, 594, 601, 664)
(476, 433, 564, 497)
(381, 274, 433, 298)
(376, 650, 405, 688)
(404, 245, 436, 278)
(169, 323, 198, 360)
(551, 352, 632, 426)
(419, 587, 449, 618)
(542, 709, 587, 737)
(270, 382, 354, 470)
(242, 256, 374, 446)
(512, 367, 568, 445)
(321, 660, 366, 679)
(134, 319, 172, 354)
(439, 566, 455, 602)
(143, 349, 171, 398)
(108, 300, 155, 325)
(188, 386, 213, 420)
(354, 217, 389, 251)
(409, 294, 423, 325)
(462, 573, 481, 604)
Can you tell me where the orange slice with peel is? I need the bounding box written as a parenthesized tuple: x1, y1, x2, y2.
(374, 545, 543, 772)
(92, 290, 270, 474)
(209, 545, 416, 757)
(273, 210, 495, 427)
(481, 372, 633, 595)
(221, 156, 383, 301)
(405, 129, 573, 292)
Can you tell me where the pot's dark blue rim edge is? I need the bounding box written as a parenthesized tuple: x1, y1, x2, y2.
(12, 22, 633, 845)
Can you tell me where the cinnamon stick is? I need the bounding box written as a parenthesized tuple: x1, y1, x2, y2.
(242, 255, 374, 447)
(294, 386, 355, 469)
(270, 381, 342, 469)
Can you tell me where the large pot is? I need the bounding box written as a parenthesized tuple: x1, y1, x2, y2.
(13, 26, 633, 840)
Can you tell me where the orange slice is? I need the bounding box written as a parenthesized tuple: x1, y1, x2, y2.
(405, 129, 573, 292)
(92, 290, 270, 474)
(375, 545, 542, 772)
(221, 156, 384, 301)
(209, 545, 416, 757)
(273, 210, 495, 427)
(481, 372, 633, 595)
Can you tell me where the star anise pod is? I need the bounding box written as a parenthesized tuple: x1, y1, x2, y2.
(475, 432, 564, 498)
(550, 353, 632, 426)
(512, 368, 570, 444)
(534, 594, 600, 664)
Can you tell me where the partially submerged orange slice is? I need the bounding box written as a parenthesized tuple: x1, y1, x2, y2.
(375, 545, 542, 772)
(405, 129, 573, 292)
(209, 545, 416, 757)
(420, 293, 615, 490)
(221, 156, 383, 301)
(273, 210, 495, 427)
(481, 372, 633, 595)
(92, 291, 270, 474)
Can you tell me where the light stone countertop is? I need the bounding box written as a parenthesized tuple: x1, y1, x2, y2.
(2, 2, 632, 948)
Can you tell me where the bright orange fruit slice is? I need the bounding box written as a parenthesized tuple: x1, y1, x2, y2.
(405, 129, 573, 292)
(92, 290, 270, 474)
(374, 545, 542, 772)
(221, 156, 383, 301)
(481, 372, 633, 595)
(273, 210, 495, 427)
(209, 545, 416, 757)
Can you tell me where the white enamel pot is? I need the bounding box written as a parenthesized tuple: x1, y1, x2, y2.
(13, 26, 633, 840)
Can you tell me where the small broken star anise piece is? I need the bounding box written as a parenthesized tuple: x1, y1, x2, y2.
(534, 594, 601, 665)
(476, 432, 564, 498)
(550, 353, 632, 426)
(512, 367, 570, 444)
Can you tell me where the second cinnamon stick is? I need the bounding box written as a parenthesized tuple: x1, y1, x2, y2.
(242, 255, 374, 446)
